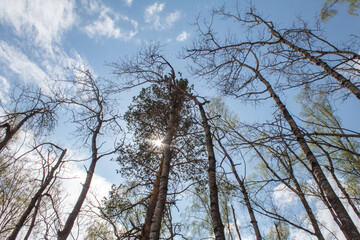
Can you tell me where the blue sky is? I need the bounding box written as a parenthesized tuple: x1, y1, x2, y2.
(1, 1, 360, 238)
(1, 0, 359, 181)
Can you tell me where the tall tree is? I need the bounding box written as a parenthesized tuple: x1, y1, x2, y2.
(185, 8, 360, 239)
(56, 68, 122, 240)
(111, 46, 206, 239)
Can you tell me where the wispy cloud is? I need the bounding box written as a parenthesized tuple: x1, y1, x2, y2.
(0, 40, 87, 92)
(0, 75, 10, 103)
(84, 7, 138, 40)
(273, 184, 297, 205)
(0, 41, 47, 85)
(176, 31, 189, 42)
(80, 0, 101, 13)
(124, 0, 133, 7)
(0, 0, 76, 54)
(144, 2, 180, 30)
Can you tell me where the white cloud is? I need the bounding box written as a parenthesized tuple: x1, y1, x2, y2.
(144, 2, 181, 30)
(0, 41, 47, 86)
(124, 0, 133, 7)
(177, 30, 189, 42)
(273, 183, 297, 205)
(0, 0, 88, 91)
(0, 40, 88, 93)
(80, 0, 101, 13)
(0, 75, 10, 103)
(60, 160, 112, 208)
(84, 7, 138, 40)
(0, 0, 76, 53)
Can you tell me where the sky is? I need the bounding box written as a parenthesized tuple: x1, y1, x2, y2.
(1, 0, 360, 238)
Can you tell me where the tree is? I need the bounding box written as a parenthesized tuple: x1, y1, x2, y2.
(56, 68, 122, 240)
(185, 7, 360, 239)
(321, 0, 360, 22)
(7, 143, 67, 240)
(265, 221, 290, 240)
(298, 88, 360, 219)
(0, 83, 59, 153)
(195, 99, 226, 240)
(110, 45, 207, 239)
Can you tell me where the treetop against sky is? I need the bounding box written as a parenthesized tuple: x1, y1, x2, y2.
(0, 0, 360, 238)
(0, 0, 359, 184)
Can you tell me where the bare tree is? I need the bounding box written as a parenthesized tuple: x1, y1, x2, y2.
(0, 83, 59, 153)
(185, 8, 360, 239)
(56, 68, 122, 240)
(7, 143, 66, 240)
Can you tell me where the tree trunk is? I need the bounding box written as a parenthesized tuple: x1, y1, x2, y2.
(23, 196, 42, 240)
(217, 137, 261, 240)
(141, 159, 163, 240)
(7, 148, 67, 240)
(319, 145, 360, 220)
(58, 118, 102, 240)
(254, 70, 360, 240)
(149, 107, 177, 240)
(197, 102, 226, 240)
(269, 29, 360, 100)
(0, 111, 40, 152)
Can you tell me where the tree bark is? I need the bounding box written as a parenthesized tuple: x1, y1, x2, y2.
(254, 70, 360, 240)
(0, 110, 40, 152)
(7, 148, 67, 240)
(141, 159, 163, 240)
(58, 116, 102, 240)
(269, 28, 360, 100)
(23, 196, 42, 240)
(197, 102, 226, 240)
(319, 145, 360, 220)
(217, 137, 261, 240)
(149, 107, 177, 240)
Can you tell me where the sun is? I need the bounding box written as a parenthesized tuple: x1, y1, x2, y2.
(152, 139, 163, 147)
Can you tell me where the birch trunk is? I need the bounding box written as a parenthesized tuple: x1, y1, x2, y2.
(270, 29, 360, 100)
(197, 103, 226, 240)
(254, 70, 360, 240)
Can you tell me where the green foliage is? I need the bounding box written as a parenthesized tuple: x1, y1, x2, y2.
(298, 87, 360, 199)
(321, 0, 360, 22)
(85, 220, 116, 240)
(206, 96, 240, 131)
(0, 156, 33, 238)
(265, 221, 290, 240)
(183, 176, 239, 240)
(118, 79, 206, 183)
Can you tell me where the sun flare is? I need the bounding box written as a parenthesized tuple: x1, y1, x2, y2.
(152, 139, 163, 147)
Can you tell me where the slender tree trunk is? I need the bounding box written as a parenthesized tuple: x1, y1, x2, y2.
(231, 204, 242, 240)
(58, 118, 102, 240)
(269, 29, 360, 100)
(197, 102, 226, 240)
(254, 69, 360, 240)
(141, 159, 164, 240)
(7, 148, 67, 240)
(318, 145, 360, 220)
(217, 137, 261, 240)
(149, 107, 177, 240)
(0, 111, 39, 152)
(23, 196, 42, 240)
(286, 165, 325, 239)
